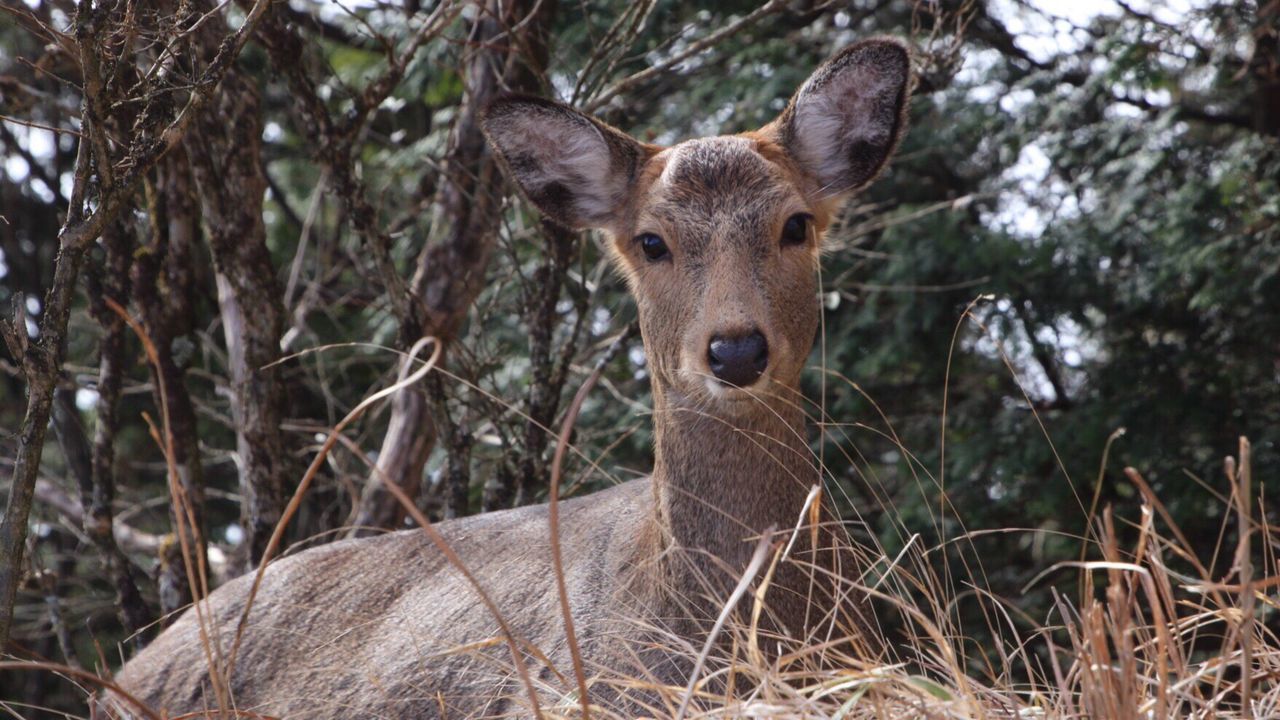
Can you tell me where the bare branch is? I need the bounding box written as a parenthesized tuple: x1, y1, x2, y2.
(585, 0, 789, 112)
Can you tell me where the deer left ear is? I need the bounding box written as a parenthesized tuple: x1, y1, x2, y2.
(770, 38, 911, 198)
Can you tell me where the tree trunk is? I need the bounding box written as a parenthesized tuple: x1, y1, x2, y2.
(353, 0, 557, 532)
(186, 11, 293, 570)
(85, 217, 155, 644)
(136, 150, 210, 614)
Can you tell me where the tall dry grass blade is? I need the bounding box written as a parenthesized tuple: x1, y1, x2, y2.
(938, 294, 990, 530)
(1082, 427, 1126, 563)
(547, 360, 612, 718)
(379, 474, 548, 720)
(226, 337, 443, 682)
(104, 297, 226, 710)
(1234, 437, 1254, 718)
(675, 527, 775, 720)
(1125, 467, 1225, 608)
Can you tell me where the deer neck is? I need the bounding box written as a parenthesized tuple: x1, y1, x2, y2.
(648, 382, 815, 572)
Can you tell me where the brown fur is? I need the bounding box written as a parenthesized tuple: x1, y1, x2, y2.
(105, 38, 911, 719)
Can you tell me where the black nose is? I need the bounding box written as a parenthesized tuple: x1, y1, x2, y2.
(707, 331, 769, 387)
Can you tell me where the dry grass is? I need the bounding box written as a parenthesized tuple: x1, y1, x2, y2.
(704, 453, 1277, 719)
(527, 442, 1276, 720)
(90, 440, 1276, 719)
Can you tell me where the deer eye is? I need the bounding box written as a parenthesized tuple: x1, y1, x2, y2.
(780, 213, 812, 247)
(636, 233, 670, 262)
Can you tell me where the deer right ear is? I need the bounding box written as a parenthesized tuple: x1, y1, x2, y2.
(483, 96, 648, 230)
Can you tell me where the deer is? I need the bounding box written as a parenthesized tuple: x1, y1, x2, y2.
(102, 38, 911, 719)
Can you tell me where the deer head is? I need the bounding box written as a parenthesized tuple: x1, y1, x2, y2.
(484, 39, 910, 417)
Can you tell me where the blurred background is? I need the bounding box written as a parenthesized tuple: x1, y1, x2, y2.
(1, 0, 1277, 714)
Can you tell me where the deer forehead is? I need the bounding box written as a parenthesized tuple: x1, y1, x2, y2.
(641, 136, 801, 245)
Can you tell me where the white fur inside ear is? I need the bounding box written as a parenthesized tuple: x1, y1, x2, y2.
(790, 46, 907, 196)
(487, 106, 626, 227)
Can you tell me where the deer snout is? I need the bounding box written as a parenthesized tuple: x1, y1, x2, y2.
(707, 330, 769, 387)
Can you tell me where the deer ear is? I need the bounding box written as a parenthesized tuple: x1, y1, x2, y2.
(483, 95, 648, 229)
(771, 39, 911, 198)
